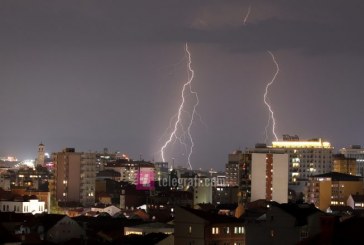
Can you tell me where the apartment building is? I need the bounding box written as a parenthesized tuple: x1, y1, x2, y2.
(53, 148, 96, 207)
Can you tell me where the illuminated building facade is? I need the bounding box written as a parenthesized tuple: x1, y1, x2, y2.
(14, 166, 50, 190)
(271, 135, 333, 184)
(225, 150, 244, 187)
(306, 172, 364, 211)
(53, 148, 96, 207)
(339, 145, 364, 176)
(332, 154, 356, 175)
(104, 160, 155, 185)
(0, 198, 45, 214)
(95, 148, 116, 172)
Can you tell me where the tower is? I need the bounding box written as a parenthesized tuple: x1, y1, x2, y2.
(37, 142, 45, 166)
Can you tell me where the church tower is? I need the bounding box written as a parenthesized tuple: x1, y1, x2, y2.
(37, 142, 45, 166)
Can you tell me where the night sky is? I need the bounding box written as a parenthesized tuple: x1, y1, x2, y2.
(1, 0, 364, 170)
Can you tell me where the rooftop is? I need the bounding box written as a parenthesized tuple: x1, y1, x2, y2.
(274, 203, 322, 226)
(312, 172, 363, 181)
(179, 206, 242, 224)
(351, 194, 364, 203)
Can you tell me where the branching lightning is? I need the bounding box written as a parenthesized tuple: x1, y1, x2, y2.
(243, 5, 252, 25)
(264, 51, 279, 142)
(160, 43, 198, 170)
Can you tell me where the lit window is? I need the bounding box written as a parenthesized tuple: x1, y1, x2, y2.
(189, 226, 192, 234)
(234, 226, 245, 234)
(212, 227, 219, 234)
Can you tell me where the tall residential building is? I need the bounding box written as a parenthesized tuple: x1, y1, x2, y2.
(250, 153, 289, 203)
(53, 148, 96, 207)
(226, 149, 289, 204)
(271, 135, 333, 183)
(332, 154, 356, 175)
(339, 145, 364, 176)
(36, 143, 45, 166)
(225, 150, 245, 187)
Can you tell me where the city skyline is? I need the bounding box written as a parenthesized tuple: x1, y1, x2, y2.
(1, 0, 364, 170)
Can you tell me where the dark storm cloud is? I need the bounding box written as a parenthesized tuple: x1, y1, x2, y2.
(181, 18, 364, 55)
(153, 0, 364, 55)
(1, 0, 363, 55)
(1, 0, 364, 168)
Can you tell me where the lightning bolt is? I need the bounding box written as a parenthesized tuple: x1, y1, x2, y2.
(264, 51, 279, 142)
(243, 5, 252, 25)
(160, 43, 198, 170)
(185, 48, 198, 170)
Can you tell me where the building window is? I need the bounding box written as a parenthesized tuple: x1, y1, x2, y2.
(234, 226, 244, 234)
(212, 227, 219, 234)
(300, 229, 308, 240)
(189, 226, 192, 234)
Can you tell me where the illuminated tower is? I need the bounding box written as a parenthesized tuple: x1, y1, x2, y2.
(36, 142, 45, 166)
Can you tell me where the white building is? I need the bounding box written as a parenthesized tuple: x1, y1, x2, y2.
(251, 153, 289, 203)
(0, 199, 45, 214)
